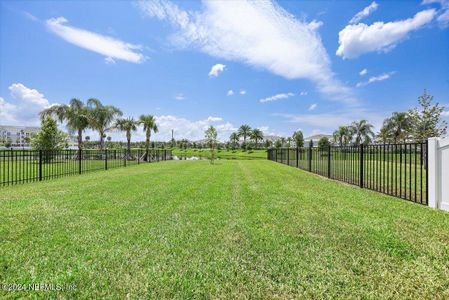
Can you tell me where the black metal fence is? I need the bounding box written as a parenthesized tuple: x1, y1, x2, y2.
(0, 148, 172, 187)
(267, 142, 428, 205)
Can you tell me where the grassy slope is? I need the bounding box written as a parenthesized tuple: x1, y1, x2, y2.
(172, 148, 267, 159)
(1, 160, 448, 299)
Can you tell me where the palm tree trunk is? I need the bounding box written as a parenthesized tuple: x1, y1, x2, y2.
(99, 130, 104, 150)
(145, 129, 150, 161)
(77, 129, 83, 151)
(127, 131, 131, 158)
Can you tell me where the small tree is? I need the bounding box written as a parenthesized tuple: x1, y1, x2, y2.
(318, 137, 330, 151)
(32, 117, 67, 162)
(292, 131, 304, 148)
(409, 90, 447, 142)
(205, 126, 217, 164)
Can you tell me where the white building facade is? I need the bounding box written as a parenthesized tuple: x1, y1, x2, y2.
(0, 125, 40, 148)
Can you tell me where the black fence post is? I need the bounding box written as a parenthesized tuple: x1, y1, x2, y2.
(287, 148, 290, 166)
(328, 145, 331, 178)
(124, 149, 127, 167)
(105, 149, 108, 170)
(39, 150, 43, 181)
(78, 149, 82, 174)
(360, 144, 364, 188)
(137, 149, 140, 165)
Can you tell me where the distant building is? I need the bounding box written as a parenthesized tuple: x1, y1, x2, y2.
(304, 134, 333, 147)
(0, 125, 79, 149)
(0, 125, 40, 148)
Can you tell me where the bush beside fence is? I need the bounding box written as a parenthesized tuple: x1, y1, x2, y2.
(0, 149, 172, 187)
(267, 142, 428, 205)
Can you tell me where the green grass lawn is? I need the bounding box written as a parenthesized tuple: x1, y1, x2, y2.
(172, 148, 267, 159)
(1, 160, 448, 298)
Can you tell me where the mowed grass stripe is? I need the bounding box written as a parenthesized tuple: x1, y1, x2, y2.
(0, 160, 448, 299)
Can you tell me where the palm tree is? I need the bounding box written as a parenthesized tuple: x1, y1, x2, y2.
(238, 125, 252, 144)
(377, 126, 390, 144)
(382, 112, 412, 143)
(229, 132, 239, 149)
(333, 126, 352, 147)
(138, 115, 158, 161)
(115, 117, 138, 157)
(350, 120, 374, 146)
(40, 98, 90, 151)
(87, 98, 122, 150)
(251, 128, 264, 149)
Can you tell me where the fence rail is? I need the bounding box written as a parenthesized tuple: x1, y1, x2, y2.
(267, 142, 428, 205)
(0, 148, 172, 187)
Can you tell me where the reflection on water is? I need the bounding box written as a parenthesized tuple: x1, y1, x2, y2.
(173, 156, 211, 161)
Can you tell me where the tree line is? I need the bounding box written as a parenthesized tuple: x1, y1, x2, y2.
(35, 98, 159, 160)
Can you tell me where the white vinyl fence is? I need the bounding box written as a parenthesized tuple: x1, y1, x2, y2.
(428, 137, 449, 212)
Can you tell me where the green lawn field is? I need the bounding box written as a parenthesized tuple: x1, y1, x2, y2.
(1, 160, 448, 298)
(172, 148, 267, 159)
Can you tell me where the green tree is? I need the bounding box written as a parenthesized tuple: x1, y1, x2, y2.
(409, 90, 447, 142)
(286, 137, 292, 148)
(251, 128, 264, 149)
(32, 117, 68, 161)
(318, 136, 330, 151)
(115, 117, 138, 156)
(138, 115, 158, 161)
(40, 98, 90, 150)
(87, 98, 122, 150)
(333, 126, 352, 146)
(238, 124, 252, 149)
(205, 126, 218, 164)
(351, 120, 374, 146)
(229, 132, 239, 149)
(292, 130, 304, 148)
(382, 112, 412, 143)
(264, 139, 272, 149)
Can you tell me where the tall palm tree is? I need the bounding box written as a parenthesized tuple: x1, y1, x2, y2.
(229, 132, 239, 149)
(333, 126, 352, 147)
(115, 117, 138, 156)
(87, 98, 122, 150)
(138, 115, 158, 161)
(351, 120, 374, 146)
(251, 128, 264, 149)
(382, 112, 412, 143)
(238, 125, 252, 144)
(40, 98, 90, 151)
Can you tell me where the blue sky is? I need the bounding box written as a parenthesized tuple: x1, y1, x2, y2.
(1, 0, 448, 141)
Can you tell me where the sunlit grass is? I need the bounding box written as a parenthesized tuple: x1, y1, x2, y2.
(1, 160, 448, 298)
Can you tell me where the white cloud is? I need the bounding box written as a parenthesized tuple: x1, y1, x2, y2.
(423, 0, 449, 27)
(275, 108, 385, 132)
(227, 90, 234, 96)
(138, 0, 356, 104)
(349, 1, 379, 24)
(308, 20, 323, 30)
(206, 116, 223, 122)
(260, 92, 294, 103)
(299, 91, 308, 96)
(239, 90, 246, 95)
(356, 71, 395, 87)
(442, 111, 449, 117)
(208, 63, 226, 77)
(359, 68, 368, 76)
(154, 115, 236, 141)
(46, 17, 145, 63)
(337, 9, 436, 59)
(174, 93, 185, 100)
(0, 83, 55, 126)
(308, 103, 317, 111)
